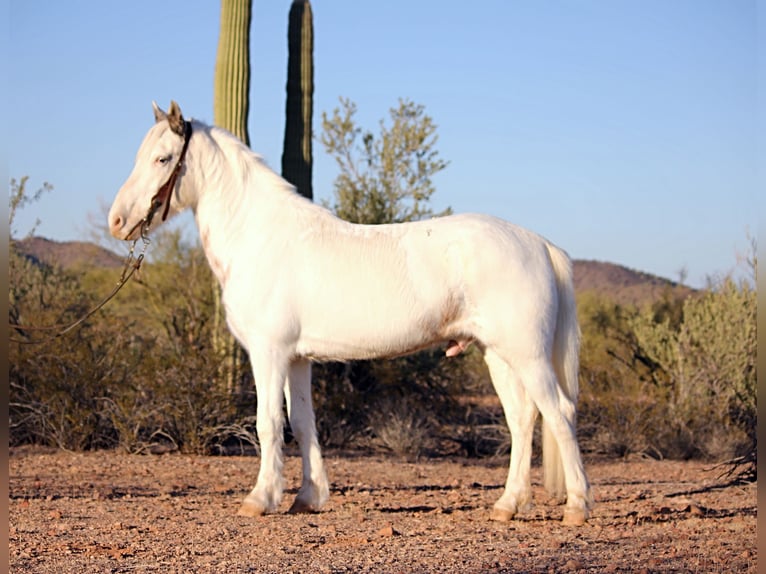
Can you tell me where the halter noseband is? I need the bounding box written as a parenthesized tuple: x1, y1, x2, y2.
(149, 120, 193, 224)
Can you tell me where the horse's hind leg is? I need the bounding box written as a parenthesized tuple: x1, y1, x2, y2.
(484, 349, 538, 521)
(513, 356, 592, 525)
(238, 350, 288, 517)
(285, 358, 329, 514)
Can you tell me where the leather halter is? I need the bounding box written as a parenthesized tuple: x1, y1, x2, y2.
(149, 120, 193, 223)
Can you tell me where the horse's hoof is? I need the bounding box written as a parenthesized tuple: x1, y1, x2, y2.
(288, 499, 319, 514)
(561, 507, 587, 526)
(490, 507, 515, 522)
(237, 500, 267, 517)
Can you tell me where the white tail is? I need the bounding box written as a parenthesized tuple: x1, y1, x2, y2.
(542, 243, 581, 499)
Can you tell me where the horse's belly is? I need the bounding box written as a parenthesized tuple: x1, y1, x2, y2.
(293, 241, 474, 361)
(295, 307, 441, 362)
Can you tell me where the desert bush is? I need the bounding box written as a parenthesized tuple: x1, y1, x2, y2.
(577, 377, 664, 458)
(368, 397, 434, 459)
(312, 347, 483, 452)
(97, 231, 252, 454)
(10, 247, 133, 450)
(575, 255, 756, 477)
(9, 185, 252, 453)
(450, 405, 511, 458)
(575, 291, 665, 457)
(311, 362, 368, 448)
(630, 275, 756, 466)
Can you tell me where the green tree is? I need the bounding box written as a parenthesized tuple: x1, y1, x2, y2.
(320, 97, 451, 224)
(314, 98, 462, 456)
(9, 176, 52, 238)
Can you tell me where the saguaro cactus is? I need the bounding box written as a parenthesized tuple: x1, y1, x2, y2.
(212, 0, 252, 394)
(281, 0, 314, 200)
(214, 0, 252, 147)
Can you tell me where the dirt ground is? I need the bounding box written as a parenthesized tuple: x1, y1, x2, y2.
(9, 446, 756, 573)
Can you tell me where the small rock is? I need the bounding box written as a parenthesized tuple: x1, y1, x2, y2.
(376, 524, 398, 537)
(564, 559, 583, 571)
(687, 503, 706, 516)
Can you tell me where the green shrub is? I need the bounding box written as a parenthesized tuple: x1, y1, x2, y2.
(9, 223, 251, 455)
(575, 262, 756, 479)
(631, 276, 756, 465)
(10, 244, 131, 449)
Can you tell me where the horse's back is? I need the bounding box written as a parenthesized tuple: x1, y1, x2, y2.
(420, 212, 559, 295)
(311, 213, 558, 356)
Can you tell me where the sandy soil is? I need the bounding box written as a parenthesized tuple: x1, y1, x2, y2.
(9, 446, 756, 573)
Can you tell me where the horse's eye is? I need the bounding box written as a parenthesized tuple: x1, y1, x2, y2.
(156, 155, 172, 165)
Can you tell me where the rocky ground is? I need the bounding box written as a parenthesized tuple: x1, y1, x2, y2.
(9, 446, 756, 573)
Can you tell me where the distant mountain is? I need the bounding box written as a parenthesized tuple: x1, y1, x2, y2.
(573, 259, 693, 306)
(12, 236, 124, 269)
(12, 237, 693, 306)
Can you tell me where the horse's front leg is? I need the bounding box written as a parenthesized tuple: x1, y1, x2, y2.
(238, 349, 288, 517)
(285, 358, 329, 513)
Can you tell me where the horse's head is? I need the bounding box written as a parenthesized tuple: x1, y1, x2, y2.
(108, 101, 192, 240)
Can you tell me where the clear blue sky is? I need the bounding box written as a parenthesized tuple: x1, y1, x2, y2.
(9, 1, 759, 288)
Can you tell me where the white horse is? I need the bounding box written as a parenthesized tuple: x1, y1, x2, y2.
(109, 101, 592, 525)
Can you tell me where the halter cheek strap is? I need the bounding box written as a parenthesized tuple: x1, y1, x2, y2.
(150, 120, 193, 223)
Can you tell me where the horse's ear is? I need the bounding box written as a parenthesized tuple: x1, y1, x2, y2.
(152, 101, 167, 123)
(167, 100, 186, 137)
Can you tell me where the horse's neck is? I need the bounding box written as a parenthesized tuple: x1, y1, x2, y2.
(191, 126, 309, 284)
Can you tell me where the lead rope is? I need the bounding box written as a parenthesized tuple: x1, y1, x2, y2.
(9, 120, 192, 345)
(9, 222, 153, 345)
